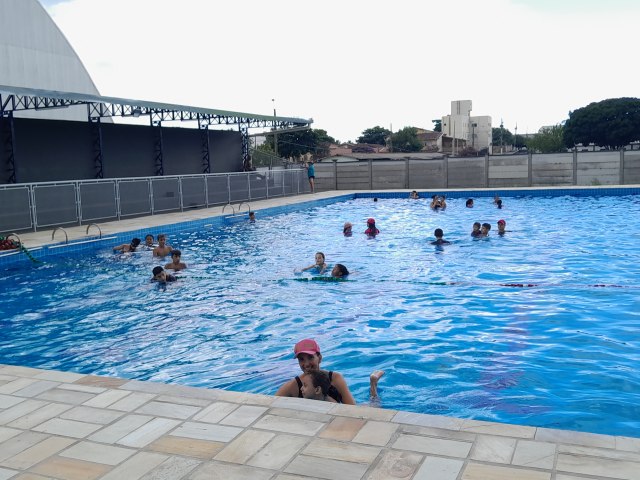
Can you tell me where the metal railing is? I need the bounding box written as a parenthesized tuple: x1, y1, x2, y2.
(0, 169, 310, 233)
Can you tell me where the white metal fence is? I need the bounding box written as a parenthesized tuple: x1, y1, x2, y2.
(0, 169, 309, 233)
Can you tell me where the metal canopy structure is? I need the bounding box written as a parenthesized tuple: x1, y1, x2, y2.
(0, 85, 313, 180)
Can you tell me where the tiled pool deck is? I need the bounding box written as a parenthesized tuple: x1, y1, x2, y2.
(2, 189, 640, 479)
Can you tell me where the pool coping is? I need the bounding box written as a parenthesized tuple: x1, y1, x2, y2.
(0, 363, 639, 479)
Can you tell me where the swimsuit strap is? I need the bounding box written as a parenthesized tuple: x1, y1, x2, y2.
(295, 376, 303, 398)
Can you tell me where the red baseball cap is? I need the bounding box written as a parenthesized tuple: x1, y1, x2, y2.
(367, 218, 375, 224)
(294, 339, 320, 358)
(498, 219, 506, 225)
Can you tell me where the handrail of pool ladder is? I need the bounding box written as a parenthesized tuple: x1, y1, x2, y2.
(51, 227, 68, 244)
(237, 202, 251, 214)
(222, 204, 236, 215)
(86, 223, 102, 238)
(7, 232, 22, 246)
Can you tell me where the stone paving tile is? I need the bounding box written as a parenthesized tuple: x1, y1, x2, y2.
(34, 371, 85, 383)
(272, 396, 335, 414)
(7, 403, 73, 429)
(135, 401, 201, 420)
(0, 366, 41, 378)
(0, 399, 47, 424)
(0, 393, 25, 408)
(0, 378, 37, 395)
(247, 434, 309, 470)
(191, 402, 238, 424)
(400, 424, 477, 442)
(82, 389, 131, 408)
(303, 438, 380, 464)
(32, 418, 103, 439)
(0, 467, 19, 480)
(107, 392, 156, 412)
(220, 405, 268, 427)
(147, 436, 226, 459)
(285, 454, 370, 480)
(616, 436, 640, 453)
(558, 444, 640, 462)
(0, 426, 22, 443)
(154, 394, 211, 407)
(60, 406, 125, 425)
(87, 414, 152, 444)
(74, 375, 128, 389)
(190, 461, 274, 480)
(318, 417, 366, 441)
(274, 475, 323, 480)
(57, 384, 105, 395)
(555, 475, 612, 480)
(392, 411, 465, 430)
(512, 440, 556, 469)
(214, 429, 275, 464)
(98, 452, 168, 480)
(330, 403, 396, 422)
(170, 421, 242, 443)
(366, 450, 423, 480)
(461, 462, 551, 480)
(0, 432, 50, 462)
(535, 427, 616, 449)
(459, 419, 536, 439)
(13, 473, 55, 480)
(253, 414, 326, 436)
(139, 456, 200, 480)
(392, 433, 473, 458)
(469, 434, 517, 464)
(351, 420, 398, 447)
(0, 436, 75, 470)
(13, 381, 59, 398)
(60, 441, 136, 465)
(412, 456, 464, 480)
(30, 456, 112, 480)
(117, 418, 181, 448)
(556, 453, 640, 479)
(35, 389, 95, 405)
(267, 407, 333, 424)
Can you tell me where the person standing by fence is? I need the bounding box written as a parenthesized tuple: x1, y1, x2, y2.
(306, 161, 315, 193)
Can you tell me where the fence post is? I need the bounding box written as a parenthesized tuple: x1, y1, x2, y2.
(443, 157, 449, 188)
(115, 180, 121, 220)
(149, 179, 155, 214)
(405, 159, 410, 189)
(227, 174, 231, 204)
(369, 160, 373, 190)
(620, 148, 625, 185)
(573, 149, 578, 185)
(333, 160, 338, 191)
(484, 153, 489, 188)
(247, 172, 252, 200)
(178, 177, 184, 212)
(30, 184, 38, 231)
(75, 181, 82, 225)
(204, 175, 209, 208)
(528, 152, 533, 187)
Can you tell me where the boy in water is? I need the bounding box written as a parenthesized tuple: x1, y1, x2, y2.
(481, 222, 492, 237)
(497, 219, 507, 235)
(301, 370, 332, 401)
(343, 222, 353, 237)
(165, 250, 187, 271)
(471, 222, 482, 237)
(249, 211, 256, 223)
(465, 198, 474, 208)
(142, 234, 155, 249)
(364, 218, 380, 236)
(152, 266, 176, 283)
(113, 238, 141, 253)
(331, 263, 349, 277)
(153, 234, 172, 257)
(430, 228, 451, 245)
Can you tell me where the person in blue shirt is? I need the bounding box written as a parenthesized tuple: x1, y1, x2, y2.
(306, 161, 315, 193)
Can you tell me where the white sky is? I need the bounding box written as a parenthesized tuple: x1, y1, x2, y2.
(44, 0, 639, 142)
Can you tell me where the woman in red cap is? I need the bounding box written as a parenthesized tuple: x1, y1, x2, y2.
(275, 339, 384, 404)
(364, 218, 380, 237)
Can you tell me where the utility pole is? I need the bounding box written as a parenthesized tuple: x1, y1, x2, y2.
(500, 119, 504, 154)
(389, 123, 393, 153)
(272, 98, 278, 158)
(514, 123, 518, 151)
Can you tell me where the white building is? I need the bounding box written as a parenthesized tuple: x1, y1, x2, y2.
(441, 100, 492, 153)
(0, 0, 102, 121)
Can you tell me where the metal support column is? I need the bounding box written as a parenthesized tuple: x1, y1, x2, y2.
(1, 112, 17, 183)
(152, 120, 164, 176)
(240, 124, 250, 171)
(199, 121, 211, 174)
(89, 116, 105, 179)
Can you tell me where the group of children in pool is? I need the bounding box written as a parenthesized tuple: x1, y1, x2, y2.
(113, 233, 187, 283)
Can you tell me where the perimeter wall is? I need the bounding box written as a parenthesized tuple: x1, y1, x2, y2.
(314, 150, 640, 191)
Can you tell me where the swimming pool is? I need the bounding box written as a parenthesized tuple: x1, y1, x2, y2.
(1, 193, 639, 438)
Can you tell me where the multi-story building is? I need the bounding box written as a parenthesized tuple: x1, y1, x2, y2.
(441, 100, 492, 153)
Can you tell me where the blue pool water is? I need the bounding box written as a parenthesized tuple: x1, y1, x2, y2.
(1, 194, 640, 437)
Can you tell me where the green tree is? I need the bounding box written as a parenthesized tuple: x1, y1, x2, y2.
(265, 129, 335, 158)
(491, 127, 514, 148)
(432, 119, 442, 132)
(391, 127, 422, 153)
(526, 125, 566, 153)
(357, 126, 391, 145)
(563, 97, 640, 149)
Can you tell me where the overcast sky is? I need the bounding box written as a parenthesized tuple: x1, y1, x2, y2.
(43, 0, 639, 142)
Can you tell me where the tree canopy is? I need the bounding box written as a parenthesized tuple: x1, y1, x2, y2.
(432, 119, 442, 132)
(264, 128, 336, 158)
(391, 127, 422, 153)
(357, 126, 391, 145)
(491, 127, 514, 147)
(563, 97, 640, 149)
(526, 125, 566, 153)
